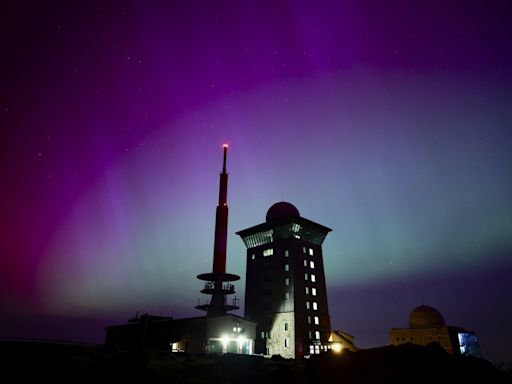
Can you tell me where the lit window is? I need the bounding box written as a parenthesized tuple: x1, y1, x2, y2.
(309, 248, 314, 256)
(284, 264, 289, 271)
(263, 248, 273, 257)
(307, 316, 311, 324)
(309, 331, 312, 339)
(311, 274, 316, 282)
(310, 261, 315, 269)
(315, 331, 320, 340)
(285, 292, 290, 300)
(306, 301, 310, 309)
(305, 273, 309, 281)
(314, 316, 319, 325)
(312, 288, 317, 296)
(304, 259, 307, 267)
(285, 278, 289, 286)
(284, 250, 289, 257)
(284, 338, 289, 348)
(284, 322, 288, 331)
(251, 254, 256, 260)
(261, 331, 265, 339)
(305, 287, 309, 294)
(303, 246, 306, 253)
(313, 302, 318, 310)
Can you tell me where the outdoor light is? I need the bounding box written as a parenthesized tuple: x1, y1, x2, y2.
(221, 335, 230, 347)
(331, 342, 343, 353)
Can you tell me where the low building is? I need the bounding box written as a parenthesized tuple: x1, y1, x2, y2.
(106, 313, 256, 354)
(329, 330, 357, 353)
(389, 305, 481, 358)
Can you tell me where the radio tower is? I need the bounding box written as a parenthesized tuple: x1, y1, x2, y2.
(196, 144, 240, 316)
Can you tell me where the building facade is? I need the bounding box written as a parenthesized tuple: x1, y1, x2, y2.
(237, 202, 332, 358)
(390, 305, 482, 358)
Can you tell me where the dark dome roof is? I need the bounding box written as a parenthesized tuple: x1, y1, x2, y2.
(409, 305, 445, 329)
(266, 202, 300, 222)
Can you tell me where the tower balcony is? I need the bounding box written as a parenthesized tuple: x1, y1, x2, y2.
(195, 296, 240, 313)
(201, 281, 236, 295)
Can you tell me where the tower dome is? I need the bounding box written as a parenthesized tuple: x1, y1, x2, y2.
(408, 305, 445, 329)
(266, 201, 300, 222)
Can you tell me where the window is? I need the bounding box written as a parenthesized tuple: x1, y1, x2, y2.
(284, 322, 288, 331)
(315, 331, 320, 340)
(313, 302, 318, 310)
(303, 246, 306, 254)
(314, 316, 319, 325)
(284, 264, 289, 271)
(310, 261, 315, 269)
(251, 254, 256, 260)
(263, 248, 273, 257)
(309, 248, 314, 256)
(284, 250, 289, 257)
(307, 316, 311, 324)
(304, 259, 308, 267)
(305, 273, 309, 281)
(261, 331, 265, 339)
(285, 292, 290, 300)
(306, 301, 310, 309)
(284, 278, 289, 286)
(312, 287, 317, 296)
(284, 338, 289, 348)
(311, 274, 316, 282)
(305, 287, 309, 295)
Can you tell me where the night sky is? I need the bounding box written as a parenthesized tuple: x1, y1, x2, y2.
(1, 1, 512, 364)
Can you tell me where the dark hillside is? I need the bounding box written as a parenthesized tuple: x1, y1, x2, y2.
(1, 341, 509, 383)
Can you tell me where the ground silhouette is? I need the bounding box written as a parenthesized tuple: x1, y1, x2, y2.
(1, 340, 510, 383)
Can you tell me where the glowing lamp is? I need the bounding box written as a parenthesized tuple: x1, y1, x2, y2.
(221, 335, 230, 347)
(331, 342, 343, 353)
(223, 143, 229, 148)
(237, 335, 246, 345)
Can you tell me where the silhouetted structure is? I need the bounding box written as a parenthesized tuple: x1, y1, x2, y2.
(329, 330, 357, 352)
(196, 144, 240, 316)
(106, 146, 256, 353)
(390, 305, 482, 358)
(237, 202, 332, 358)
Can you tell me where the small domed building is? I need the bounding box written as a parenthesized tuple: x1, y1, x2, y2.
(390, 305, 481, 358)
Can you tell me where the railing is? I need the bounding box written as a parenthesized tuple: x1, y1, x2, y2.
(203, 282, 235, 291)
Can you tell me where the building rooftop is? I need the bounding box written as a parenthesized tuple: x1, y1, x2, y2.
(266, 201, 300, 222)
(409, 305, 446, 329)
